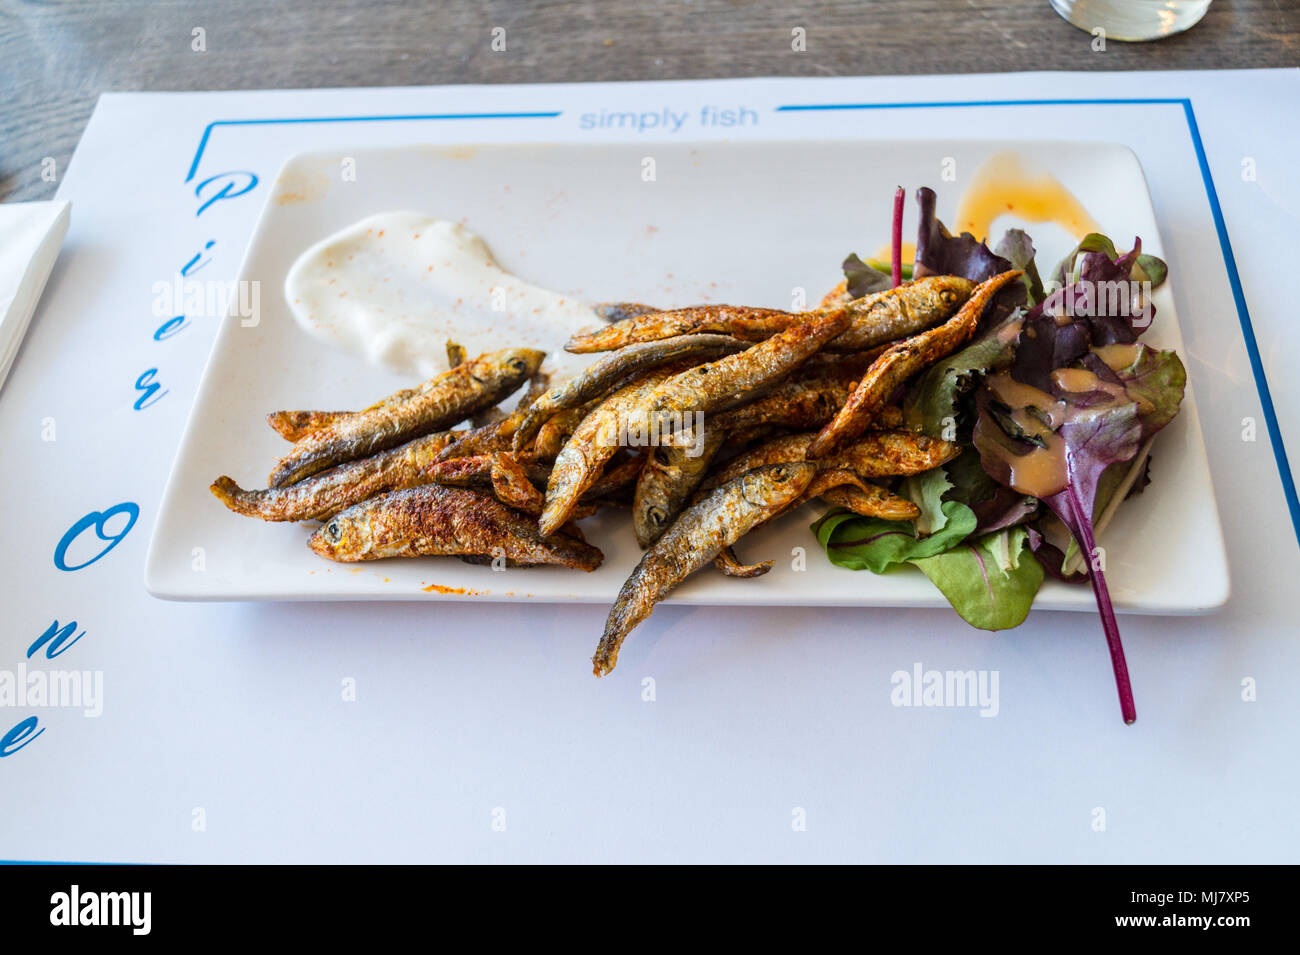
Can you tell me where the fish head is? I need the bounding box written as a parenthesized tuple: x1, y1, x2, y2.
(740, 462, 817, 509)
(308, 511, 371, 560)
(929, 275, 977, 310)
(470, 348, 547, 385)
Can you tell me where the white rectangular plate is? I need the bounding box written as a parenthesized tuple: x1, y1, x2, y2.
(146, 139, 1229, 612)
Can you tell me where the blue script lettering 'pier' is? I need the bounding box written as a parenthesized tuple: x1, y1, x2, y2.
(54, 503, 140, 572)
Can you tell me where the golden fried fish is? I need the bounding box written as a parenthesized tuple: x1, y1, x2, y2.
(308, 484, 603, 570)
(807, 271, 1020, 458)
(592, 462, 817, 676)
(268, 348, 544, 487)
(211, 430, 456, 522)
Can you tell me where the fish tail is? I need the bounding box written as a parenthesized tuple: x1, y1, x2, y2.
(210, 476, 262, 517)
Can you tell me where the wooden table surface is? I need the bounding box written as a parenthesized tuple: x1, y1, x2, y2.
(1, 0, 1296, 202)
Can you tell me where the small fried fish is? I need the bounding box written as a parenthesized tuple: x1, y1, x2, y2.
(308, 484, 603, 570)
(564, 277, 972, 354)
(566, 305, 795, 353)
(713, 545, 773, 578)
(632, 428, 725, 548)
(211, 430, 456, 522)
(266, 410, 353, 443)
(591, 302, 664, 323)
(512, 334, 745, 452)
(268, 348, 544, 487)
(592, 462, 817, 676)
(808, 271, 1020, 458)
(819, 482, 920, 520)
(538, 363, 690, 537)
(701, 431, 960, 492)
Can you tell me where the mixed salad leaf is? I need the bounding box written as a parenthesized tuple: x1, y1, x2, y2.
(819, 187, 1187, 724)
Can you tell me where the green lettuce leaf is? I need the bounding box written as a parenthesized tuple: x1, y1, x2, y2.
(898, 467, 953, 536)
(911, 526, 1043, 630)
(902, 311, 1021, 436)
(812, 501, 976, 574)
(993, 228, 1046, 305)
(842, 253, 893, 299)
(1110, 344, 1187, 438)
(1049, 233, 1168, 292)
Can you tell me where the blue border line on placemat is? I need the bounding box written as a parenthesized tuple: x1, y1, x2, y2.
(183, 110, 563, 182)
(777, 96, 1299, 548)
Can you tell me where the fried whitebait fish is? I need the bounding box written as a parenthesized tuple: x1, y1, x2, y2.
(564, 276, 973, 353)
(807, 271, 1020, 458)
(567, 304, 795, 353)
(211, 430, 456, 522)
(542, 309, 848, 536)
(268, 348, 545, 488)
(266, 410, 353, 443)
(308, 484, 603, 570)
(701, 431, 960, 492)
(713, 545, 773, 578)
(591, 302, 665, 322)
(632, 428, 726, 548)
(512, 334, 745, 453)
(819, 483, 920, 520)
(592, 462, 817, 676)
(261, 350, 520, 444)
(538, 364, 691, 537)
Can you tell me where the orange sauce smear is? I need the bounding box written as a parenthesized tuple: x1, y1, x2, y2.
(956, 153, 1100, 243)
(421, 583, 487, 595)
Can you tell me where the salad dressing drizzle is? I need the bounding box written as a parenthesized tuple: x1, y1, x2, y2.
(1092, 342, 1142, 371)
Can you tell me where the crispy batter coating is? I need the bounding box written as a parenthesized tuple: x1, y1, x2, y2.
(702, 431, 959, 493)
(592, 463, 817, 676)
(713, 545, 773, 578)
(806, 470, 920, 520)
(265, 410, 353, 443)
(211, 430, 456, 522)
(565, 276, 972, 354)
(818, 483, 921, 520)
(807, 271, 1021, 458)
(268, 348, 544, 487)
(489, 452, 546, 515)
(566, 304, 795, 353)
(308, 484, 603, 570)
(512, 334, 744, 452)
(538, 364, 691, 537)
(531, 403, 592, 460)
(633, 428, 725, 548)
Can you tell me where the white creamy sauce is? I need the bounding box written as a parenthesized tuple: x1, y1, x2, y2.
(284, 212, 600, 382)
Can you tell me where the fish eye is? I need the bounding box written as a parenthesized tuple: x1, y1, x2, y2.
(771, 465, 791, 482)
(647, 507, 667, 526)
(509, 357, 528, 373)
(326, 521, 342, 541)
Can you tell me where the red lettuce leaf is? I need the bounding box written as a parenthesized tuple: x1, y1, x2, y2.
(974, 388, 1144, 723)
(913, 186, 1014, 283)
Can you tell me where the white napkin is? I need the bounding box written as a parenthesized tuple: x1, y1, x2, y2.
(0, 200, 71, 393)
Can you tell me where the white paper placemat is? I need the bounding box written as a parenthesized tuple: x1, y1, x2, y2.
(1, 69, 1297, 863)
